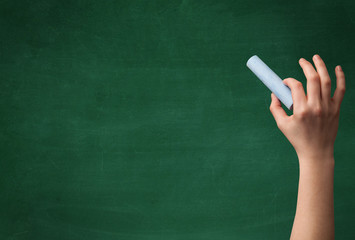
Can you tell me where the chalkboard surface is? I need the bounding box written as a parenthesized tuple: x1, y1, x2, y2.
(1, 0, 354, 239)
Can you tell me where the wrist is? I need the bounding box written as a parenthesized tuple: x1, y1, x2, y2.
(298, 154, 335, 170)
(296, 149, 334, 164)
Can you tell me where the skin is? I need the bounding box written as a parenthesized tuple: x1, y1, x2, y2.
(269, 54, 345, 240)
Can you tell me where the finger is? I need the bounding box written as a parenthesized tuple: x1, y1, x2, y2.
(283, 78, 307, 111)
(333, 65, 346, 107)
(299, 58, 321, 105)
(312, 54, 331, 102)
(270, 93, 288, 127)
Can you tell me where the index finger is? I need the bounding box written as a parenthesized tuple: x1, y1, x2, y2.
(283, 78, 307, 111)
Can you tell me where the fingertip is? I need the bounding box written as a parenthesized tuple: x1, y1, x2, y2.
(282, 78, 293, 87)
(313, 54, 321, 61)
(271, 93, 283, 107)
(335, 66, 345, 79)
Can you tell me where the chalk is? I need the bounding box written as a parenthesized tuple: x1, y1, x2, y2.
(247, 55, 293, 110)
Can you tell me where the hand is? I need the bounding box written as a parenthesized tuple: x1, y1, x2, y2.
(269, 54, 345, 162)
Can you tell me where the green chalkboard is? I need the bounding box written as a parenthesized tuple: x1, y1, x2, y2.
(1, 0, 354, 239)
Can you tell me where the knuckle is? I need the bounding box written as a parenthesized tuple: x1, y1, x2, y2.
(313, 106, 323, 117)
(331, 105, 340, 116)
(295, 81, 303, 89)
(276, 120, 285, 129)
(283, 77, 296, 84)
(297, 108, 308, 119)
(324, 80, 331, 87)
(309, 74, 320, 81)
(339, 87, 346, 94)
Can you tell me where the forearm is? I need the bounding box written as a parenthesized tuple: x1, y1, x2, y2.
(290, 156, 335, 240)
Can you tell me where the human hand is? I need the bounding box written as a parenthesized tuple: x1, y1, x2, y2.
(269, 54, 345, 162)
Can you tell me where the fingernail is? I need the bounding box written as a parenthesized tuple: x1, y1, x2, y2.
(314, 54, 320, 60)
(338, 65, 342, 71)
(299, 58, 305, 62)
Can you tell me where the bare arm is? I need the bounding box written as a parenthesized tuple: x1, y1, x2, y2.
(269, 54, 345, 240)
(291, 157, 334, 239)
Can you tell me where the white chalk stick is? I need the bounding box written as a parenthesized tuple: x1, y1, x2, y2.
(247, 55, 293, 110)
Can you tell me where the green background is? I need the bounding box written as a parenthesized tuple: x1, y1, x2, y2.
(1, 0, 354, 239)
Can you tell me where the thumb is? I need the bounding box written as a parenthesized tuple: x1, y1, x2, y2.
(270, 93, 288, 127)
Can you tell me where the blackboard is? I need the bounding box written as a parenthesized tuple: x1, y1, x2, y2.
(1, 0, 354, 239)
